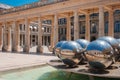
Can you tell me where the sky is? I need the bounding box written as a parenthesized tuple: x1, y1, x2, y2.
(0, 0, 40, 7)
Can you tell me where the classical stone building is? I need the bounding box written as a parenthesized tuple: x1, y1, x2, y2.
(0, 0, 120, 53)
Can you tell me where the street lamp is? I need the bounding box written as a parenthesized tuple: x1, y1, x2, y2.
(33, 26, 37, 30)
(29, 26, 33, 30)
(42, 27, 44, 32)
(71, 25, 74, 29)
(29, 26, 38, 31)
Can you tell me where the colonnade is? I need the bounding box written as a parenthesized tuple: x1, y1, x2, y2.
(0, 6, 115, 53)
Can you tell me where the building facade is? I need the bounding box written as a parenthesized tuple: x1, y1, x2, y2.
(0, 0, 120, 53)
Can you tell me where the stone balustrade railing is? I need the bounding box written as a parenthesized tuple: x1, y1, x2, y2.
(0, 0, 68, 15)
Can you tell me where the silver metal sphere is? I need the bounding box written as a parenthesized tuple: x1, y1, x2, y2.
(117, 39, 120, 43)
(98, 36, 119, 48)
(59, 41, 83, 67)
(98, 37, 120, 61)
(76, 39, 90, 49)
(117, 39, 120, 53)
(86, 40, 114, 69)
(117, 39, 120, 49)
(54, 41, 67, 58)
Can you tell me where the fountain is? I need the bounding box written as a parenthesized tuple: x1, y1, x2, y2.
(48, 37, 120, 79)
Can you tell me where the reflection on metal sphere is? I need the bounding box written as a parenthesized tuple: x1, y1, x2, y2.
(86, 40, 114, 69)
(98, 36, 119, 48)
(98, 36, 120, 61)
(54, 41, 67, 58)
(76, 39, 90, 49)
(117, 39, 120, 53)
(59, 41, 83, 67)
(117, 39, 120, 43)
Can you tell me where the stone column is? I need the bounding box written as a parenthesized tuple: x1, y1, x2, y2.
(2, 24, 6, 51)
(50, 18, 54, 48)
(23, 18, 30, 53)
(98, 6, 105, 37)
(15, 23, 20, 51)
(108, 10, 114, 37)
(12, 21, 16, 51)
(66, 15, 71, 41)
(0, 26, 3, 50)
(12, 21, 20, 52)
(7, 26, 12, 51)
(85, 14, 90, 41)
(37, 17, 43, 53)
(54, 13, 58, 45)
(74, 10, 79, 40)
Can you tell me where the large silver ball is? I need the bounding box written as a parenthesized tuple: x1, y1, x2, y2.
(59, 41, 83, 67)
(98, 36, 119, 48)
(117, 39, 120, 53)
(117, 39, 120, 43)
(98, 36, 120, 61)
(54, 41, 67, 58)
(86, 40, 114, 69)
(76, 39, 90, 49)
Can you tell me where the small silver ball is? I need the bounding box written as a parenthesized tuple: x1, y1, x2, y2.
(59, 41, 83, 67)
(86, 40, 114, 69)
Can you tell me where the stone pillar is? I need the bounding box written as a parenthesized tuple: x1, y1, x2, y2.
(54, 13, 58, 45)
(108, 10, 114, 37)
(37, 17, 43, 53)
(98, 6, 105, 37)
(12, 21, 20, 52)
(2, 24, 6, 51)
(23, 18, 30, 53)
(12, 21, 16, 51)
(15, 23, 20, 51)
(7, 26, 12, 51)
(85, 14, 90, 41)
(49, 14, 58, 52)
(74, 10, 79, 40)
(50, 18, 54, 48)
(0, 26, 3, 50)
(66, 15, 71, 41)
(48, 17, 55, 52)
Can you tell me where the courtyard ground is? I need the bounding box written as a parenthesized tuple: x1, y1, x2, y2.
(0, 46, 58, 72)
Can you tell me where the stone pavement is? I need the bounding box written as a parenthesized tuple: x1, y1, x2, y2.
(0, 51, 58, 72)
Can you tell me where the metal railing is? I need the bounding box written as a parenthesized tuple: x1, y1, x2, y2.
(0, 0, 68, 15)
